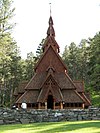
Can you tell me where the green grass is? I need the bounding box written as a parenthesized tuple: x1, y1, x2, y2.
(0, 121, 100, 133)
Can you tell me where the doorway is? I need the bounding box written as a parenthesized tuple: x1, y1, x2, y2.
(47, 95, 53, 109)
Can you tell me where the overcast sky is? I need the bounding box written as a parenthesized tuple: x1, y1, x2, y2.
(13, 0, 100, 58)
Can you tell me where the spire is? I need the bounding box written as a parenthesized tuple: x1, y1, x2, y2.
(47, 3, 55, 37)
(42, 3, 60, 53)
(49, 3, 51, 16)
(47, 16, 55, 37)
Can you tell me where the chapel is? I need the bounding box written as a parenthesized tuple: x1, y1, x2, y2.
(14, 15, 91, 109)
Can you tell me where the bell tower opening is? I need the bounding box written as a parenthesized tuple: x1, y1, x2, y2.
(47, 95, 53, 109)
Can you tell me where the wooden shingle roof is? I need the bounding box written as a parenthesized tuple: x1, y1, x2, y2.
(80, 93, 91, 106)
(13, 81, 28, 96)
(25, 70, 77, 91)
(54, 72, 76, 89)
(62, 90, 84, 103)
(35, 44, 67, 72)
(25, 72, 46, 90)
(74, 81, 84, 92)
(18, 81, 28, 94)
(16, 90, 39, 103)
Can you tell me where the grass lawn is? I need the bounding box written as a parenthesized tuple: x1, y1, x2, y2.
(0, 121, 100, 133)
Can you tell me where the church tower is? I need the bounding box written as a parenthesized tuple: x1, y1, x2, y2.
(14, 12, 91, 109)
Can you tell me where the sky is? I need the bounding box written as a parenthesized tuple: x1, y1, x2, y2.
(13, 0, 100, 58)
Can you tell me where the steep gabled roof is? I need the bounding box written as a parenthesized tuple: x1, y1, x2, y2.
(14, 81, 28, 96)
(80, 93, 91, 106)
(62, 89, 84, 103)
(43, 36, 59, 50)
(74, 81, 85, 92)
(40, 69, 60, 89)
(16, 90, 39, 103)
(17, 81, 28, 94)
(37, 74, 63, 102)
(34, 44, 67, 72)
(25, 72, 46, 90)
(54, 72, 76, 89)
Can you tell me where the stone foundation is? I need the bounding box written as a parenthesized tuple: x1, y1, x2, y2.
(0, 107, 100, 125)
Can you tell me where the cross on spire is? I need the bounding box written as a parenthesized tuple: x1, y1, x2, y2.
(49, 3, 52, 16)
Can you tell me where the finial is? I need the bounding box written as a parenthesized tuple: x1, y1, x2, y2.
(49, 3, 51, 16)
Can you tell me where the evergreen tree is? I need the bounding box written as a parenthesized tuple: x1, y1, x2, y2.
(78, 39, 89, 82)
(88, 32, 100, 92)
(35, 39, 45, 62)
(24, 52, 35, 80)
(0, 0, 20, 106)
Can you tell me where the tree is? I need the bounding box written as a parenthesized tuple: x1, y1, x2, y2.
(62, 42, 79, 80)
(78, 39, 89, 82)
(35, 39, 45, 62)
(88, 32, 100, 92)
(24, 52, 35, 81)
(0, 0, 15, 35)
(0, 0, 20, 106)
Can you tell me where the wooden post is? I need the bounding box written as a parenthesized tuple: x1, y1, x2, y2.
(45, 102, 47, 109)
(53, 101, 55, 109)
(82, 103, 85, 109)
(60, 102, 63, 109)
(38, 103, 41, 109)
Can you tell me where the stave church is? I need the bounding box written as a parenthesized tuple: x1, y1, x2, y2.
(14, 14, 91, 109)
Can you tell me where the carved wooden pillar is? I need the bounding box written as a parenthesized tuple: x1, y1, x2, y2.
(60, 102, 63, 109)
(38, 102, 41, 109)
(45, 102, 47, 109)
(53, 101, 55, 109)
(82, 103, 84, 109)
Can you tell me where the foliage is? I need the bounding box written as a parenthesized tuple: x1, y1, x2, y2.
(0, 0, 21, 106)
(35, 39, 45, 62)
(62, 41, 89, 81)
(0, 0, 15, 34)
(0, 121, 100, 133)
(62, 32, 100, 97)
(23, 52, 35, 81)
(87, 32, 100, 92)
(91, 92, 100, 107)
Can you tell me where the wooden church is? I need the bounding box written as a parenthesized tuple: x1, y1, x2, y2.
(14, 15, 91, 109)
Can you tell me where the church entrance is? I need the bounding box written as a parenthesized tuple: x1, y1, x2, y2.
(47, 95, 53, 109)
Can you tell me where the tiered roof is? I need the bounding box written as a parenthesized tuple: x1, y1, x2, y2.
(15, 15, 91, 107)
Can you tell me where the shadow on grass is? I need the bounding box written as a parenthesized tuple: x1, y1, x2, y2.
(0, 121, 100, 133)
(37, 121, 100, 133)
